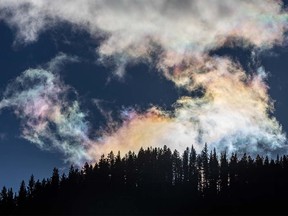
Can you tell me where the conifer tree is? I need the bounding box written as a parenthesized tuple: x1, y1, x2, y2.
(18, 181, 27, 207)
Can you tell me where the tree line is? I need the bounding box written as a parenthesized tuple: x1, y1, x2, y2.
(1, 144, 288, 215)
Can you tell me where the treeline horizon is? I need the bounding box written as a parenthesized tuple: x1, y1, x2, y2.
(1, 144, 288, 215)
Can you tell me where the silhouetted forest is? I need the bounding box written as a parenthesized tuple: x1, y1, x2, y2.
(1, 144, 288, 215)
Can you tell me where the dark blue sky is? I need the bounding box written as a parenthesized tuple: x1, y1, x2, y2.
(1, 2, 288, 191)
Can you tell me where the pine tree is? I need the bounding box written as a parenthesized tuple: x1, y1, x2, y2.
(182, 147, 189, 183)
(163, 145, 173, 185)
(219, 151, 228, 195)
(172, 149, 182, 185)
(0, 186, 8, 207)
(51, 168, 60, 190)
(200, 143, 209, 190)
(18, 181, 27, 207)
(189, 145, 198, 192)
(28, 175, 35, 198)
(208, 148, 219, 196)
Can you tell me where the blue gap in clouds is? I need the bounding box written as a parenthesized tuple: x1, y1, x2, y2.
(0, 22, 57, 89)
(0, 110, 65, 191)
(261, 46, 288, 134)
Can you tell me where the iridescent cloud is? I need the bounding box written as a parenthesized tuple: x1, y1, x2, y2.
(0, 0, 288, 163)
(0, 55, 91, 164)
(90, 57, 286, 159)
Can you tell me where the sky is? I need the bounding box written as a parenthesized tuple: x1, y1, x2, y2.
(1, 0, 288, 190)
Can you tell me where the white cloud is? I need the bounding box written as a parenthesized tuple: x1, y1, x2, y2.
(0, 0, 287, 162)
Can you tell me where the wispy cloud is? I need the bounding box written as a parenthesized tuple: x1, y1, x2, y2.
(0, 55, 91, 165)
(0, 133, 7, 141)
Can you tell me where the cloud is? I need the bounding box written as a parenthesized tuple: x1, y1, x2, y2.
(46, 52, 79, 72)
(0, 1, 288, 162)
(0, 55, 91, 164)
(0, 1, 287, 59)
(0, 133, 7, 141)
(89, 59, 286, 159)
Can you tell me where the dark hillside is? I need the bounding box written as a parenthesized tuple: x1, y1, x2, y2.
(1, 144, 288, 215)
